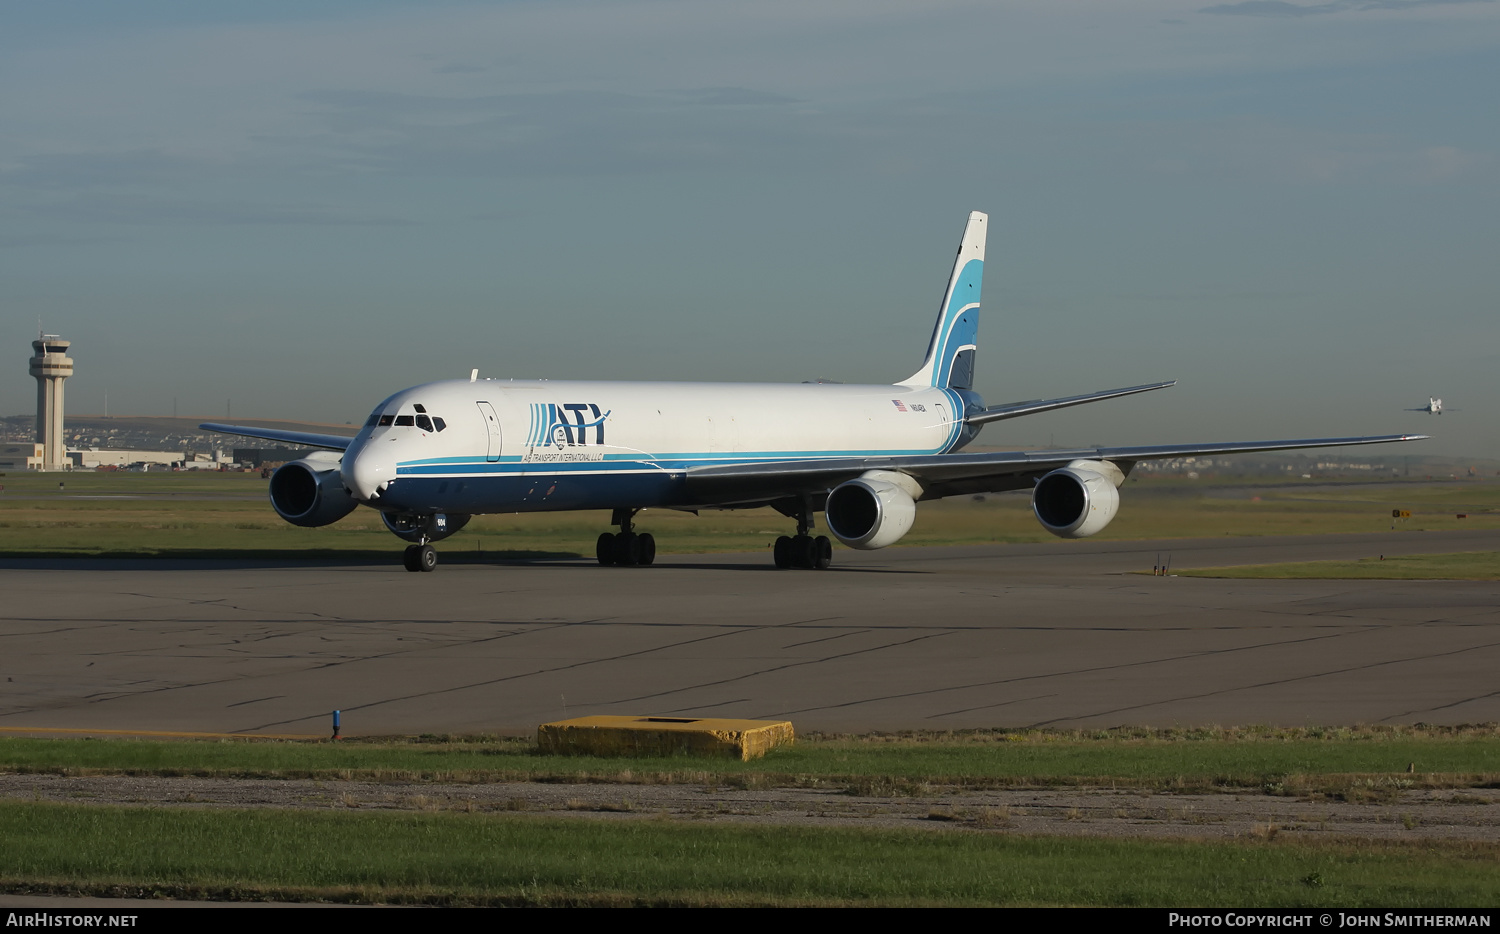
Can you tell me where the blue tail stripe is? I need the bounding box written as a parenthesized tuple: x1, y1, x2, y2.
(932, 259, 983, 388)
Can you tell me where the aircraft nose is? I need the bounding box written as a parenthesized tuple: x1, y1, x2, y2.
(342, 444, 391, 501)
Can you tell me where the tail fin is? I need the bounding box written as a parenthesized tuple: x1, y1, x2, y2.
(899, 211, 986, 389)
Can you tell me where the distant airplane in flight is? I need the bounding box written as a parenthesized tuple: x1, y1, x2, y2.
(1407, 398, 1453, 415)
(204, 212, 1426, 572)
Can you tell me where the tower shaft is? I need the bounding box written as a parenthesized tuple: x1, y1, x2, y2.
(29, 335, 73, 470)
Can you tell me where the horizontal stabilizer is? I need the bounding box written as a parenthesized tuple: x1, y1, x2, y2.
(967, 380, 1177, 426)
(199, 423, 355, 451)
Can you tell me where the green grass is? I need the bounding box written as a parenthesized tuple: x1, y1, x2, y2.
(1179, 551, 1500, 580)
(1, 471, 1497, 558)
(1, 801, 1495, 906)
(5, 727, 1496, 793)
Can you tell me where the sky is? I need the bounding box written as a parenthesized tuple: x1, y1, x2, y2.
(3, 0, 1496, 458)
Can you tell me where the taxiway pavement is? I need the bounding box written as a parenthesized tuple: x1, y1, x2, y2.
(2, 530, 1497, 735)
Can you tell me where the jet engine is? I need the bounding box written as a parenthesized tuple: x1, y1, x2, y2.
(824, 470, 920, 550)
(268, 451, 360, 528)
(381, 511, 472, 544)
(1031, 459, 1124, 539)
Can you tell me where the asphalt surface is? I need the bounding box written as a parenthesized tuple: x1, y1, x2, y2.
(2, 529, 1497, 735)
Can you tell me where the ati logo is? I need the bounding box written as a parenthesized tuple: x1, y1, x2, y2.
(527, 403, 610, 449)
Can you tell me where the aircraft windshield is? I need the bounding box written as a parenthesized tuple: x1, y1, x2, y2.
(370, 404, 447, 432)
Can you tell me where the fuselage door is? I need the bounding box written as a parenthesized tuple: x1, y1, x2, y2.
(477, 401, 501, 462)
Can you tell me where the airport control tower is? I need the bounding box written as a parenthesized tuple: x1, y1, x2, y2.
(29, 333, 73, 470)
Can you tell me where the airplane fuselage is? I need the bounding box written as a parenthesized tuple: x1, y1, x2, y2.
(344, 379, 980, 515)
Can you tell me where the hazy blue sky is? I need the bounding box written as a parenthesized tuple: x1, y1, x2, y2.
(4, 0, 1496, 458)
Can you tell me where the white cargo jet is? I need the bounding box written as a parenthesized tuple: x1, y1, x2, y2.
(1407, 398, 1449, 415)
(204, 212, 1426, 572)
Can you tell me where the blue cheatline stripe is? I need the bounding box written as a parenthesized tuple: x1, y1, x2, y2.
(401, 455, 525, 466)
(398, 446, 949, 468)
(931, 259, 983, 388)
(396, 441, 972, 477)
(399, 445, 954, 467)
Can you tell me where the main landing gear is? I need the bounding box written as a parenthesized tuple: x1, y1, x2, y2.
(597, 508, 656, 567)
(402, 542, 437, 572)
(772, 499, 832, 570)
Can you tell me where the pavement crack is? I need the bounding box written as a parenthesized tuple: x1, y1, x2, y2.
(608, 632, 956, 707)
(1029, 638, 1500, 727)
(762, 627, 1366, 718)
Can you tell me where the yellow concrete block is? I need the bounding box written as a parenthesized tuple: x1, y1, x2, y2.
(537, 716, 794, 761)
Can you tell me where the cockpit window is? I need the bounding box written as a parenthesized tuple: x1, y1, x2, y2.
(372, 405, 446, 432)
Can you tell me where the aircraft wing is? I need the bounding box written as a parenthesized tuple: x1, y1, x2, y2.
(199, 422, 356, 451)
(966, 380, 1176, 425)
(684, 433, 1428, 504)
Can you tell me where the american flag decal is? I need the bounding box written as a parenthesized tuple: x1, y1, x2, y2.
(892, 399, 907, 412)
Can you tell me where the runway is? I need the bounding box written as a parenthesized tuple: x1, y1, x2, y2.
(2, 529, 1498, 735)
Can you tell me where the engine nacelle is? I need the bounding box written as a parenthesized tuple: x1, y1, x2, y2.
(1032, 459, 1123, 539)
(268, 451, 360, 528)
(824, 470, 920, 550)
(381, 511, 472, 544)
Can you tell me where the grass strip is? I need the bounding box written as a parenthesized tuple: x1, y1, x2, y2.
(1, 801, 1496, 907)
(1179, 552, 1500, 580)
(4, 727, 1496, 794)
(4, 473, 1498, 559)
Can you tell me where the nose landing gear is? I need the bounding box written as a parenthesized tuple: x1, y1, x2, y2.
(386, 512, 470, 572)
(402, 542, 438, 572)
(597, 508, 656, 567)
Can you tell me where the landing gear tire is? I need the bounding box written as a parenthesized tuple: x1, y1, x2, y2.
(613, 531, 642, 567)
(599, 510, 653, 567)
(404, 543, 437, 572)
(773, 535, 793, 569)
(792, 534, 815, 569)
(775, 534, 833, 570)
